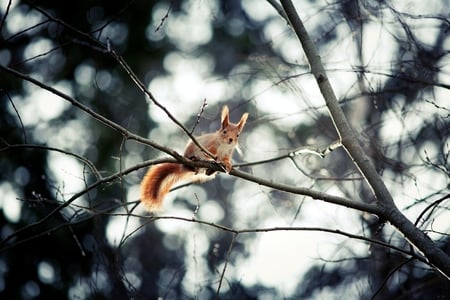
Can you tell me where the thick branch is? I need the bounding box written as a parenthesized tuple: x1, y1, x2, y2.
(279, 0, 393, 206)
(279, 0, 450, 278)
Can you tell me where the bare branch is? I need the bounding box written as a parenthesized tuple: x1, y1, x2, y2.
(4, 91, 27, 143)
(279, 0, 450, 278)
(190, 98, 208, 134)
(230, 168, 380, 215)
(107, 48, 217, 160)
(1, 143, 101, 180)
(216, 233, 238, 299)
(0, 64, 185, 160)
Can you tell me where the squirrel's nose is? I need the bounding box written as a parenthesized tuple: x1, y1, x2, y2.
(228, 138, 233, 144)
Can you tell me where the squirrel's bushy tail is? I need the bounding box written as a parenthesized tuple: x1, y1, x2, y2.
(140, 163, 189, 211)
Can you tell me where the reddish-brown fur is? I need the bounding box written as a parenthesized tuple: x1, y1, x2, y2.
(140, 106, 248, 211)
(140, 163, 187, 211)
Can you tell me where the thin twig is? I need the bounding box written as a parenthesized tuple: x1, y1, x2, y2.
(0, 64, 184, 160)
(4, 91, 27, 143)
(107, 49, 217, 160)
(215, 233, 238, 299)
(190, 99, 208, 134)
(0, 143, 101, 180)
(0, 0, 12, 33)
(154, 0, 173, 32)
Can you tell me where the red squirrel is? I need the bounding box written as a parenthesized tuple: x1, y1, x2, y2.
(140, 105, 249, 211)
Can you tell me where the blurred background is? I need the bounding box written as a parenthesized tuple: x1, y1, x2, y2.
(1, 0, 449, 299)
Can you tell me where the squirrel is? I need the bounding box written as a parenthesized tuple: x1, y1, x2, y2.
(140, 105, 249, 211)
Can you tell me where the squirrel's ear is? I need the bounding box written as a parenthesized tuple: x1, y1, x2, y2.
(221, 105, 229, 128)
(237, 112, 248, 132)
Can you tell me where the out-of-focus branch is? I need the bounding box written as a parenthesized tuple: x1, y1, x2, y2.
(0, 64, 184, 161)
(0, 143, 101, 180)
(141, 216, 427, 262)
(15, 2, 217, 160)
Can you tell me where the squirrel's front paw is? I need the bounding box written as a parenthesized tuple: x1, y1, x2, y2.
(222, 161, 232, 173)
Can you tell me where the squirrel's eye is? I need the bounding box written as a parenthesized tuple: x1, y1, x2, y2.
(223, 130, 227, 134)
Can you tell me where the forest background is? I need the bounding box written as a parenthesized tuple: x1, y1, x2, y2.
(1, 0, 449, 299)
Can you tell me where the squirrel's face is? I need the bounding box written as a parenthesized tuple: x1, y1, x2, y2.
(220, 106, 248, 146)
(220, 127, 241, 145)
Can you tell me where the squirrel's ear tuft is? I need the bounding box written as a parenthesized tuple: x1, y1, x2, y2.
(237, 112, 248, 132)
(221, 105, 230, 128)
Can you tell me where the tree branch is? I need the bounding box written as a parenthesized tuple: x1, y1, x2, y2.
(0, 64, 185, 161)
(230, 168, 380, 215)
(279, 0, 450, 279)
